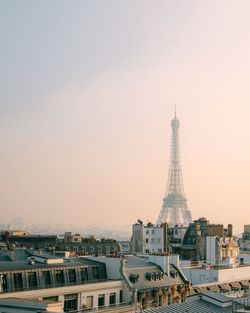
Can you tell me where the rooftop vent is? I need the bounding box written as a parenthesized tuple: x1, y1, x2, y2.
(129, 273, 139, 283)
(28, 257, 35, 265)
(146, 272, 164, 281)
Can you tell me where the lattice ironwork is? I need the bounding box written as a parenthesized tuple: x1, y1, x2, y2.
(156, 111, 192, 226)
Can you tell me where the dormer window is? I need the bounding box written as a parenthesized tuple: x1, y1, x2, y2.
(129, 273, 139, 283)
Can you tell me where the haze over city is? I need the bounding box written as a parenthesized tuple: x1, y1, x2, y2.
(1, 1, 250, 234)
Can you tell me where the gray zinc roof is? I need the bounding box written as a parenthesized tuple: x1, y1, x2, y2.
(200, 291, 232, 303)
(125, 256, 185, 290)
(124, 256, 156, 269)
(143, 296, 232, 313)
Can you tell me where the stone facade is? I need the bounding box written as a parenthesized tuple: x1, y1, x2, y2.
(181, 218, 239, 263)
(130, 222, 167, 254)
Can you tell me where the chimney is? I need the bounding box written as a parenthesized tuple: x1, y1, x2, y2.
(195, 224, 201, 236)
(227, 224, 233, 237)
(120, 255, 126, 275)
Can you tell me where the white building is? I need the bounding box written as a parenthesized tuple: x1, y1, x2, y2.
(130, 222, 167, 254)
(181, 256, 250, 286)
(0, 250, 123, 312)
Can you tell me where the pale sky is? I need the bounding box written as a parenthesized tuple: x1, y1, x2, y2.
(1, 1, 250, 233)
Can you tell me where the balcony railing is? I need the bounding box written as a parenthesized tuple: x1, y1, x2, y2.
(0, 278, 108, 294)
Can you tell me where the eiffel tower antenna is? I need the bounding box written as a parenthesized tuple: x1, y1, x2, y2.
(156, 109, 192, 226)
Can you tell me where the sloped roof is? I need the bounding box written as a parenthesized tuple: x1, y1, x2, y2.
(124, 256, 186, 290)
(200, 291, 232, 303)
(143, 292, 233, 313)
(144, 301, 232, 313)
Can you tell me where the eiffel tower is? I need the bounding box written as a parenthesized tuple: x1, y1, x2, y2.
(156, 110, 192, 227)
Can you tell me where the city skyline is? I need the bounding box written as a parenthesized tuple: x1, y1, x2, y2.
(1, 1, 250, 234)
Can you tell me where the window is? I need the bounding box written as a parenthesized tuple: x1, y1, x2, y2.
(55, 270, 64, 285)
(64, 294, 78, 312)
(27, 272, 37, 288)
(175, 229, 178, 235)
(159, 295, 163, 306)
(91, 267, 99, 280)
(119, 290, 123, 303)
(68, 269, 76, 283)
(157, 238, 161, 244)
(43, 296, 58, 302)
(98, 246, 102, 254)
(81, 246, 86, 252)
(181, 292, 185, 302)
(105, 246, 110, 254)
(151, 238, 155, 244)
(42, 271, 51, 287)
(13, 273, 23, 290)
(151, 230, 155, 234)
(109, 293, 116, 305)
(89, 246, 94, 253)
(145, 249, 149, 254)
(168, 294, 171, 305)
(98, 294, 105, 307)
(146, 238, 149, 243)
(80, 268, 88, 282)
(0, 274, 7, 292)
(146, 230, 149, 234)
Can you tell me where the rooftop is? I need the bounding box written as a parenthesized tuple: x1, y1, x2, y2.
(143, 291, 233, 313)
(124, 256, 157, 269)
(123, 256, 186, 290)
(0, 249, 105, 271)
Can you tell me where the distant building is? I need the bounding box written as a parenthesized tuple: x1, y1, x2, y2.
(64, 232, 83, 243)
(181, 218, 238, 262)
(130, 221, 167, 254)
(118, 241, 131, 254)
(168, 225, 187, 254)
(239, 225, 250, 251)
(57, 233, 121, 256)
(0, 230, 121, 256)
(1, 230, 57, 249)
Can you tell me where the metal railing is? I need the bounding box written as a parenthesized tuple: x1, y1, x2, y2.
(0, 279, 108, 294)
(63, 302, 135, 313)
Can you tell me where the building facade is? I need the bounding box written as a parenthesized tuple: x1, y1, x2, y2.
(239, 225, 250, 251)
(0, 230, 121, 256)
(130, 222, 167, 254)
(181, 218, 239, 262)
(0, 250, 190, 312)
(0, 250, 122, 312)
(167, 225, 187, 255)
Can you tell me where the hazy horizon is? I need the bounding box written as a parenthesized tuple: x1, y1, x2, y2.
(1, 1, 250, 234)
